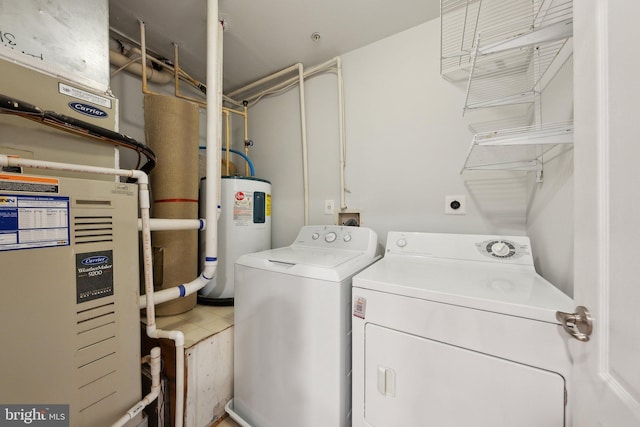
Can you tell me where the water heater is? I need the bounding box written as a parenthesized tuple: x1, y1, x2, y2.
(198, 176, 272, 304)
(0, 173, 142, 426)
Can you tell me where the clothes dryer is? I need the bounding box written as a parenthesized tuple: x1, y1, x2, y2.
(352, 232, 574, 427)
(226, 225, 380, 427)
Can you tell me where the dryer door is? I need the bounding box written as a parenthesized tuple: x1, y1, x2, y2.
(364, 324, 566, 426)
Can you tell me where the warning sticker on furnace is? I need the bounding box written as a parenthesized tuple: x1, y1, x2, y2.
(76, 250, 114, 303)
(0, 174, 59, 193)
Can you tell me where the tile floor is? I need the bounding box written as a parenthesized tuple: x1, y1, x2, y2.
(210, 415, 240, 427)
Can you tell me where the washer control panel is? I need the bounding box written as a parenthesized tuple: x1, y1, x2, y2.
(295, 225, 378, 256)
(311, 230, 351, 243)
(386, 232, 533, 265)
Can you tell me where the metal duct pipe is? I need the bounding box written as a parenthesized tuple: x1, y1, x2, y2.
(109, 49, 173, 84)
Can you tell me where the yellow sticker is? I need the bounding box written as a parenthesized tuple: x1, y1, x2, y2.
(266, 194, 272, 217)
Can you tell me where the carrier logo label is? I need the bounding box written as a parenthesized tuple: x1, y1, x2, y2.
(68, 102, 107, 118)
(76, 250, 114, 303)
(81, 255, 109, 266)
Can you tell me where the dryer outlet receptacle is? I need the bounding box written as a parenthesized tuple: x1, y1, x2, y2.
(445, 195, 466, 215)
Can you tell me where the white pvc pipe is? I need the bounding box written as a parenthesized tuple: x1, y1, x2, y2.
(139, 218, 205, 231)
(306, 56, 341, 75)
(297, 64, 309, 225)
(0, 154, 198, 427)
(109, 49, 173, 84)
(112, 347, 162, 427)
(336, 57, 347, 210)
(2, 11, 223, 424)
(228, 63, 301, 99)
(137, 6, 221, 309)
(0, 155, 174, 425)
(232, 62, 311, 225)
(143, 5, 222, 427)
(0, 155, 144, 181)
(233, 57, 346, 216)
(240, 57, 339, 104)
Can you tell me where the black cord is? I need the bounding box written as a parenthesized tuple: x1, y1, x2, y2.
(0, 93, 157, 179)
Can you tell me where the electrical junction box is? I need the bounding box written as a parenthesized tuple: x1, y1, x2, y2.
(0, 173, 142, 426)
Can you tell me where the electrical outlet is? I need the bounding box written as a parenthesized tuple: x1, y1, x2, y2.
(445, 195, 466, 215)
(324, 199, 335, 215)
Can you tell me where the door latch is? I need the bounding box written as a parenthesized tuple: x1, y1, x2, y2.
(556, 306, 593, 342)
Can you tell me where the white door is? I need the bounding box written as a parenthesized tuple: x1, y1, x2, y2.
(572, 1, 640, 425)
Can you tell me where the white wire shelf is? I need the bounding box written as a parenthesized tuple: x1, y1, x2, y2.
(464, 36, 571, 111)
(467, 105, 535, 135)
(441, 0, 573, 80)
(461, 121, 573, 177)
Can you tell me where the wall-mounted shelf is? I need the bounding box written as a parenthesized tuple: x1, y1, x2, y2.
(441, 0, 573, 84)
(464, 37, 570, 112)
(461, 121, 573, 180)
(441, 0, 574, 180)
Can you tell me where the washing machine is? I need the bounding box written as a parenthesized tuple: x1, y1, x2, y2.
(226, 225, 381, 427)
(351, 232, 575, 427)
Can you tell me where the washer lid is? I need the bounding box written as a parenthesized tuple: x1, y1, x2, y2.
(266, 246, 361, 267)
(236, 246, 379, 282)
(352, 256, 574, 323)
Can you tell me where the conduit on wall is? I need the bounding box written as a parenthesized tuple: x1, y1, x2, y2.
(111, 20, 210, 110)
(111, 22, 254, 178)
(227, 57, 349, 220)
(109, 49, 173, 84)
(136, 4, 224, 425)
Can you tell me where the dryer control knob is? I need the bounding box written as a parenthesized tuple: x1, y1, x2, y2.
(396, 238, 407, 248)
(491, 241, 511, 257)
(312, 232, 320, 240)
(325, 232, 337, 243)
(343, 234, 352, 242)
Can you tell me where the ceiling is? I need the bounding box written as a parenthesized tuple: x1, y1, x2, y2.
(108, 0, 440, 93)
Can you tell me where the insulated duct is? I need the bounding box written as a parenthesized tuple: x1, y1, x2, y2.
(109, 49, 173, 85)
(144, 94, 200, 316)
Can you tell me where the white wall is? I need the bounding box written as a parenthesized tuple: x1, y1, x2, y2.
(248, 19, 534, 249)
(245, 18, 574, 294)
(110, 17, 574, 295)
(526, 56, 574, 296)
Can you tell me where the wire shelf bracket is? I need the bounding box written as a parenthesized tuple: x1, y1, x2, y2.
(460, 121, 574, 182)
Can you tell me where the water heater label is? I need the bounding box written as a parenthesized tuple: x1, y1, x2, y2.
(76, 250, 114, 303)
(266, 194, 272, 217)
(233, 191, 253, 225)
(0, 194, 70, 251)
